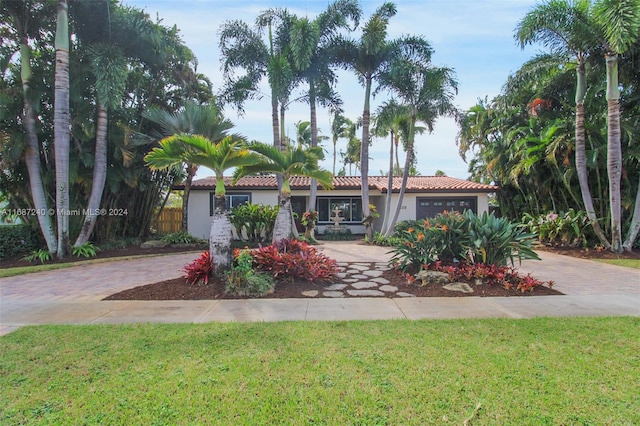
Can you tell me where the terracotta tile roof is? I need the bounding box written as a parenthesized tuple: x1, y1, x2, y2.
(185, 175, 498, 192)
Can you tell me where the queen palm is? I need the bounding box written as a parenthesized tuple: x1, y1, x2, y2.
(594, 0, 640, 252)
(233, 142, 333, 243)
(54, 0, 70, 258)
(3, 0, 57, 253)
(289, 0, 360, 211)
(380, 63, 458, 237)
(142, 102, 237, 232)
(145, 135, 258, 271)
(516, 0, 611, 248)
(334, 2, 433, 240)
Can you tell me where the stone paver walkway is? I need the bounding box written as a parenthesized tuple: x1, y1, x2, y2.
(1, 242, 639, 336)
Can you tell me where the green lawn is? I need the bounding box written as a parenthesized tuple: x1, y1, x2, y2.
(1, 317, 638, 425)
(594, 258, 640, 269)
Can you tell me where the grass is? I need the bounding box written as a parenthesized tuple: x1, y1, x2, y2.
(594, 258, 640, 269)
(1, 317, 638, 425)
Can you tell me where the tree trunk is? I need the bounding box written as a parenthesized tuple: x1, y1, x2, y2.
(308, 81, 318, 212)
(272, 195, 296, 243)
(272, 97, 283, 191)
(360, 75, 372, 241)
(385, 113, 416, 237)
(54, 0, 70, 258)
(209, 194, 233, 271)
(181, 164, 197, 232)
(623, 175, 640, 251)
(20, 41, 57, 253)
(75, 104, 108, 246)
(380, 131, 395, 235)
(605, 54, 623, 253)
(332, 136, 337, 175)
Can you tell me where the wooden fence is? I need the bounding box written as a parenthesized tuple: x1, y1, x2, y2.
(154, 207, 182, 234)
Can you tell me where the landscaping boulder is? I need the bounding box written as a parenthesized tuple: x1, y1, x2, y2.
(443, 282, 474, 293)
(415, 270, 451, 286)
(140, 240, 168, 249)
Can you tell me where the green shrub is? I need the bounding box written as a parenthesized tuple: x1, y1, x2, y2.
(368, 231, 401, 246)
(230, 203, 278, 242)
(22, 249, 52, 264)
(322, 228, 353, 240)
(389, 211, 540, 271)
(0, 225, 42, 258)
(161, 231, 202, 244)
(466, 211, 540, 266)
(100, 237, 142, 250)
(225, 247, 274, 297)
(72, 242, 100, 258)
(522, 209, 591, 248)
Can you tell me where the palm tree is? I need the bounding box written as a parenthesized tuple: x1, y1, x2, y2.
(74, 43, 128, 246)
(145, 135, 258, 271)
(329, 110, 352, 175)
(219, 9, 295, 160)
(234, 142, 333, 242)
(54, 0, 70, 258)
(3, 0, 57, 253)
(334, 2, 433, 240)
(594, 0, 640, 252)
(142, 102, 237, 232)
(515, 0, 611, 248)
(380, 63, 458, 237)
(289, 0, 360, 212)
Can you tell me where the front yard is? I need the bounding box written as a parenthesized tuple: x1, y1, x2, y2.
(1, 317, 638, 424)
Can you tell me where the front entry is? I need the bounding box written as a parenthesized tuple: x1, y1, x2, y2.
(291, 196, 306, 232)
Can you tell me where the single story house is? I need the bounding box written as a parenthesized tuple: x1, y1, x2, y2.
(183, 175, 498, 240)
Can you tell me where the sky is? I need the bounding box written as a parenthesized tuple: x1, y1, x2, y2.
(125, 0, 542, 180)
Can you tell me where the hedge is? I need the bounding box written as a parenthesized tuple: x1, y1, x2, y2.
(0, 225, 42, 258)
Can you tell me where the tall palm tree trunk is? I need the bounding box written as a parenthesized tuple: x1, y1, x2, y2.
(54, 0, 70, 258)
(605, 54, 623, 253)
(574, 62, 610, 249)
(308, 83, 318, 212)
(385, 114, 416, 237)
(360, 76, 372, 240)
(210, 194, 233, 271)
(380, 131, 394, 235)
(75, 104, 108, 246)
(272, 97, 283, 191)
(623, 175, 640, 251)
(21, 42, 57, 253)
(181, 164, 197, 232)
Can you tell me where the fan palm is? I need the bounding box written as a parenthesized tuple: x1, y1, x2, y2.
(145, 135, 258, 271)
(234, 142, 333, 242)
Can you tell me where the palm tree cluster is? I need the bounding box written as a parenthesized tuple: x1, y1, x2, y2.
(2, 0, 460, 267)
(457, 0, 640, 252)
(1, 0, 212, 257)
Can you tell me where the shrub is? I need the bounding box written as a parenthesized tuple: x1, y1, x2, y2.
(230, 203, 278, 242)
(466, 211, 539, 266)
(22, 249, 52, 264)
(0, 224, 41, 258)
(322, 228, 353, 240)
(522, 209, 591, 248)
(162, 231, 202, 244)
(389, 211, 540, 271)
(224, 247, 275, 297)
(183, 251, 214, 285)
(251, 238, 339, 283)
(72, 242, 100, 258)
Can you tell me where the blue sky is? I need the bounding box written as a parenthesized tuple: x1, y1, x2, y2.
(126, 0, 541, 180)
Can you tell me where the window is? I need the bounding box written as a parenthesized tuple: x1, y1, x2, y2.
(316, 197, 362, 223)
(209, 193, 250, 216)
(416, 197, 477, 219)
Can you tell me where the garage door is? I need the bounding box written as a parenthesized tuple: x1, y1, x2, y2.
(416, 197, 477, 219)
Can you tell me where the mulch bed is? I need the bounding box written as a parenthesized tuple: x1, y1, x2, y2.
(538, 245, 640, 260)
(103, 264, 562, 301)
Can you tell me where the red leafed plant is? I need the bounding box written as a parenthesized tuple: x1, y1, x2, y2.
(183, 251, 214, 285)
(421, 262, 552, 292)
(251, 238, 339, 283)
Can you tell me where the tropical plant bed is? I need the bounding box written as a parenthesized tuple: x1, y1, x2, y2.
(104, 263, 561, 301)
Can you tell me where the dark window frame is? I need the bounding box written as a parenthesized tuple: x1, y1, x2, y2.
(209, 192, 251, 216)
(316, 196, 363, 223)
(416, 196, 477, 219)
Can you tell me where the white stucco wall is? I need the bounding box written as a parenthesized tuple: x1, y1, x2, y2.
(187, 189, 492, 239)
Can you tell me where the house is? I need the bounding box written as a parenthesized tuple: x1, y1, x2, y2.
(183, 175, 498, 239)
